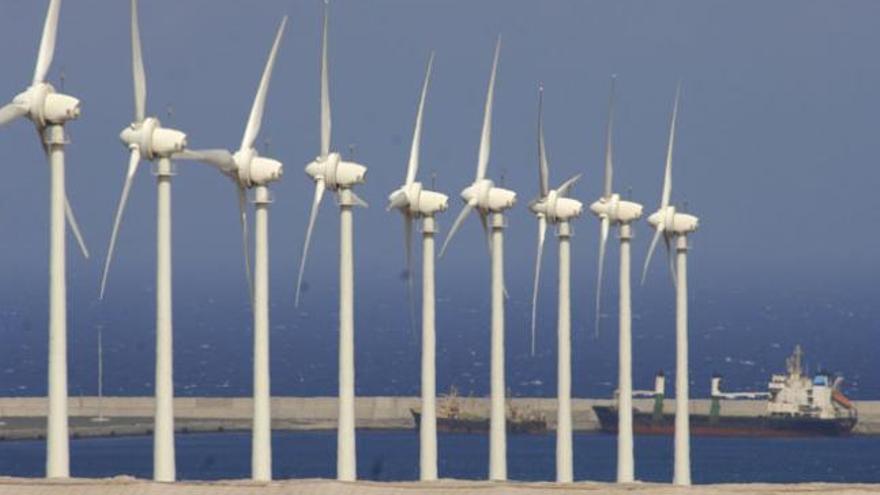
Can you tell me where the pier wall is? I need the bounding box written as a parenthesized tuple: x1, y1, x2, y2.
(1, 397, 878, 433)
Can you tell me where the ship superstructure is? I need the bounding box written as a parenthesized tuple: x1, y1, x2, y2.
(761, 345, 854, 420)
(411, 386, 548, 435)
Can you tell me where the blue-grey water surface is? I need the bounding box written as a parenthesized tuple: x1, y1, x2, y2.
(1, 431, 879, 483)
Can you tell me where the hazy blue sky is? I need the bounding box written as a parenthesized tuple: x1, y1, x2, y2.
(0, 1, 878, 397)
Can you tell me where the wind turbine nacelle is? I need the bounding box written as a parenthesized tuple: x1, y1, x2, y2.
(671, 213, 699, 233)
(615, 200, 643, 223)
(248, 156, 283, 185)
(415, 190, 448, 215)
(43, 93, 81, 124)
(485, 187, 516, 212)
(591, 196, 642, 223)
(551, 197, 583, 220)
(150, 128, 187, 156)
(335, 160, 367, 187)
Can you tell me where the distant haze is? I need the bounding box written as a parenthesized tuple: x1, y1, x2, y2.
(0, 1, 877, 399)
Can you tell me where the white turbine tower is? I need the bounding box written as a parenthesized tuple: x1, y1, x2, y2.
(98, 0, 188, 481)
(439, 37, 515, 481)
(99, 0, 186, 481)
(175, 17, 287, 482)
(294, 3, 368, 481)
(528, 85, 583, 483)
(589, 76, 644, 483)
(0, 0, 90, 478)
(640, 84, 698, 486)
(387, 52, 448, 481)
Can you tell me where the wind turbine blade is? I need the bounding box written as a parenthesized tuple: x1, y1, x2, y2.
(661, 83, 681, 209)
(594, 216, 610, 337)
(641, 226, 663, 285)
(99, 147, 141, 299)
(0, 102, 28, 126)
(604, 75, 616, 198)
(537, 85, 549, 197)
(65, 197, 89, 259)
(475, 36, 501, 181)
(33, 0, 61, 84)
(174, 148, 237, 175)
(238, 185, 254, 307)
(320, 3, 331, 159)
(130, 0, 146, 122)
(295, 179, 326, 307)
(350, 191, 369, 208)
(439, 201, 474, 258)
(529, 214, 546, 357)
(664, 232, 677, 288)
(406, 51, 434, 186)
(404, 212, 416, 335)
(241, 16, 287, 152)
(478, 210, 491, 254)
(557, 173, 583, 197)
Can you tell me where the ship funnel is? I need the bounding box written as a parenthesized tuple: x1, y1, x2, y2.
(711, 374, 722, 397)
(654, 371, 666, 396)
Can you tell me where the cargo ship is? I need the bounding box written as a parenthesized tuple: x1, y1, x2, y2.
(594, 345, 857, 437)
(411, 386, 548, 434)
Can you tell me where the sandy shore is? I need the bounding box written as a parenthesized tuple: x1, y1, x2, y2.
(0, 477, 879, 495)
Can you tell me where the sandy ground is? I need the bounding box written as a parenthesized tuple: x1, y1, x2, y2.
(0, 478, 879, 495)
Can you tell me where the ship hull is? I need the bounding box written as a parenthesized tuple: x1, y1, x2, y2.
(411, 410, 547, 435)
(593, 405, 857, 437)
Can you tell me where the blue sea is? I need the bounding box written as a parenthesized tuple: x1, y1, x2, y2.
(1, 274, 878, 482)
(1, 431, 879, 483)
(1, 276, 877, 401)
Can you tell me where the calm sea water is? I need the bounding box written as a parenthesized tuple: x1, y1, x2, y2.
(1, 431, 879, 483)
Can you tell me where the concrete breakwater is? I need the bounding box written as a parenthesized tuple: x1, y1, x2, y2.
(1, 396, 879, 439)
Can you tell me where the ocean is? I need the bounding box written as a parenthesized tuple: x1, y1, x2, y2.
(1, 431, 879, 483)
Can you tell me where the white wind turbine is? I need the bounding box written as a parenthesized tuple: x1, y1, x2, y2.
(589, 76, 644, 483)
(174, 17, 287, 482)
(294, 3, 368, 481)
(387, 52, 448, 481)
(640, 84, 698, 486)
(439, 37, 516, 481)
(97, 0, 189, 481)
(528, 85, 583, 483)
(0, 0, 90, 478)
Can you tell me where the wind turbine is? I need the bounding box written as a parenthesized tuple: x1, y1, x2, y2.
(589, 76, 643, 483)
(0, 0, 90, 478)
(294, 3, 368, 481)
(96, 0, 189, 481)
(640, 84, 698, 486)
(387, 52, 448, 481)
(527, 85, 583, 483)
(174, 17, 287, 482)
(439, 37, 515, 481)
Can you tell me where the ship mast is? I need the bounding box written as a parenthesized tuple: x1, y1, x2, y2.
(787, 345, 804, 378)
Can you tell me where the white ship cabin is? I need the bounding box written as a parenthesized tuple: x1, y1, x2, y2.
(766, 345, 854, 419)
